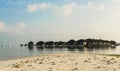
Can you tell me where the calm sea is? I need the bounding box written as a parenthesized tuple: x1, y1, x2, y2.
(0, 45, 120, 60)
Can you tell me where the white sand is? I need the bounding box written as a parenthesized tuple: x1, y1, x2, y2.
(0, 53, 120, 71)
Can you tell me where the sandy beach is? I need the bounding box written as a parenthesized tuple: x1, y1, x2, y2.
(0, 53, 120, 71)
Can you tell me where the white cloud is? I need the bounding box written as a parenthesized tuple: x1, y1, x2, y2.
(13, 22, 26, 33)
(27, 3, 51, 12)
(0, 22, 5, 31)
(54, 3, 77, 16)
(88, 2, 93, 8)
(39, 3, 51, 10)
(27, 4, 38, 12)
(79, 2, 94, 9)
(98, 4, 105, 11)
(111, 0, 120, 2)
(116, 5, 120, 9)
(27, 2, 78, 16)
(112, 0, 117, 2)
(27, 2, 106, 16)
(79, 2, 105, 11)
(111, 11, 120, 17)
(0, 22, 26, 33)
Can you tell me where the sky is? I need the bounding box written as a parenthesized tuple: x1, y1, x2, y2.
(0, 0, 120, 44)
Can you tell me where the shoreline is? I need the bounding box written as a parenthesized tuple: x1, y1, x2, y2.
(0, 53, 120, 71)
(1, 52, 120, 61)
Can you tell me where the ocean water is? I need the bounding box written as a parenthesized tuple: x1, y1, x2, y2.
(0, 45, 120, 60)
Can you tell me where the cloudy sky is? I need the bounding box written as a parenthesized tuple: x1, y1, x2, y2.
(0, 0, 120, 44)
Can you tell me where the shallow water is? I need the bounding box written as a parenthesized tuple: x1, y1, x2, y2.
(0, 45, 120, 60)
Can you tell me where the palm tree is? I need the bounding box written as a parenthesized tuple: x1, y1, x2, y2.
(24, 44, 27, 46)
(95, 39, 101, 47)
(54, 42, 58, 47)
(36, 41, 44, 47)
(57, 41, 66, 47)
(67, 39, 75, 46)
(110, 40, 116, 46)
(28, 41, 34, 47)
(76, 39, 85, 47)
(20, 44, 23, 46)
(66, 39, 76, 49)
(28, 41, 34, 51)
(85, 38, 94, 47)
(45, 41, 54, 48)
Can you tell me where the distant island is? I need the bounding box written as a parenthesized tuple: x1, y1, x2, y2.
(21, 38, 117, 49)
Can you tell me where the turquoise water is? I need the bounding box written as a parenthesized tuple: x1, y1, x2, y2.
(0, 45, 120, 60)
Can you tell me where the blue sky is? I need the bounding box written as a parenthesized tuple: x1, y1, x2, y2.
(0, 0, 120, 44)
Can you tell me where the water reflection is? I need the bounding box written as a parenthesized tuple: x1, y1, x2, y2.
(0, 44, 118, 61)
(67, 48, 75, 51)
(77, 47, 84, 51)
(36, 46, 44, 51)
(28, 46, 34, 51)
(36, 46, 44, 49)
(28, 46, 117, 53)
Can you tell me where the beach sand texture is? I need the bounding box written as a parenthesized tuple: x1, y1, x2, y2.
(0, 53, 120, 71)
